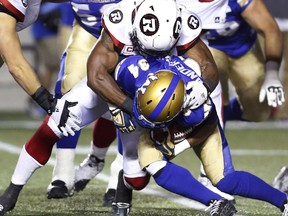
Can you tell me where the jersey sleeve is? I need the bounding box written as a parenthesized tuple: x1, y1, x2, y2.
(175, 97, 215, 127)
(176, 9, 202, 54)
(101, 0, 134, 53)
(0, 0, 26, 22)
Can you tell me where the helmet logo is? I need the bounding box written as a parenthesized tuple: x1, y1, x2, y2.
(140, 14, 159, 36)
(21, 0, 28, 7)
(187, 15, 200, 30)
(109, 10, 123, 24)
(173, 17, 182, 39)
(138, 73, 158, 94)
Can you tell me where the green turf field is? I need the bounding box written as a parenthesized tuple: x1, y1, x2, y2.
(0, 112, 287, 215)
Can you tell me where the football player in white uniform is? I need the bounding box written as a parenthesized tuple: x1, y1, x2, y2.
(0, 0, 60, 115)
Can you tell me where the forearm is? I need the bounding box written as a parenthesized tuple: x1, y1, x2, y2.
(0, 14, 41, 95)
(184, 39, 219, 93)
(243, 0, 283, 63)
(86, 36, 132, 113)
(87, 63, 132, 111)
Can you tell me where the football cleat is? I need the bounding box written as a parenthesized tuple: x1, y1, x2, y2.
(198, 174, 235, 203)
(112, 202, 131, 216)
(283, 203, 288, 216)
(205, 199, 237, 216)
(273, 166, 288, 193)
(0, 182, 23, 216)
(103, 188, 116, 207)
(74, 154, 104, 192)
(47, 180, 73, 199)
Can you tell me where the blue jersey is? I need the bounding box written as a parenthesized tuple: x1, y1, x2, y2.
(205, 0, 257, 58)
(114, 55, 215, 128)
(70, 0, 121, 38)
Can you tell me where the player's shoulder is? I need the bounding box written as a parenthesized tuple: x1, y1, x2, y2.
(102, 0, 136, 45)
(176, 7, 202, 50)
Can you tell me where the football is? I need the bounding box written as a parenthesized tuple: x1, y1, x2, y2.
(168, 124, 194, 143)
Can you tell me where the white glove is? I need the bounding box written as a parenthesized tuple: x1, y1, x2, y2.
(49, 99, 81, 137)
(183, 81, 208, 110)
(259, 70, 285, 107)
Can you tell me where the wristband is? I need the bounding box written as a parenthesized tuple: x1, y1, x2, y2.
(174, 139, 191, 156)
(203, 79, 214, 94)
(121, 97, 133, 114)
(31, 86, 57, 115)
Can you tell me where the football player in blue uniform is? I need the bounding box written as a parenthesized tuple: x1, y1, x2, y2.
(109, 54, 288, 216)
(204, 0, 284, 124)
(198, 0, 285, 199)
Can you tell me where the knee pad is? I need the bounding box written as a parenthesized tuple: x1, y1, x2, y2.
(124, 174, 151, 191)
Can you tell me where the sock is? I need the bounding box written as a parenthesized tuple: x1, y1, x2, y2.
(91, 142, 109, 161)
(51, 148, 75, 190)
(25, 117, 59, 164)
(93, 118, 116, 148)
(154, 162, 222, 206)
(11, 146, 42, 185)
(216, 171, 287, 210)
(114, 170, 132, 204)
(106, 152, 123, 191)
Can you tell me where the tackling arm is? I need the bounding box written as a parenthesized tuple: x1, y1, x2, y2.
(87, 30, 133, 113)
(183, 39, 219, 93)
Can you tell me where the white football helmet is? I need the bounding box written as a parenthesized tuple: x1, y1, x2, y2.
(131, 0, 182, 56)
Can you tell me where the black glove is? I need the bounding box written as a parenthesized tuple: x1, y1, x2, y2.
(31, 86, 57, 115)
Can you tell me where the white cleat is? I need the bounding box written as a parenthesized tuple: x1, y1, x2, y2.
(74, 154, 104, 192)
(273, 166, 288, 193)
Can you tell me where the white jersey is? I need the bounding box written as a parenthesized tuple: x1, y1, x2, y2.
(102, 0, 202, 56)
(177, 0, 228, 30)
(0, 0, 41, 31)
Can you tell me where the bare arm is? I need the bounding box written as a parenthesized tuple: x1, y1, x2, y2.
(183, 39, 219, 93)
(0, 13, 41, 95)
(87, 30, 132, 112)
(242, 0, 283, 62)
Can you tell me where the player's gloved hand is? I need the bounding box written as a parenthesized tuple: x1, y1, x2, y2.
(150, 129, 175, 160)
(31, 86, 57, 115)
(183, 81, 208, 110)
(109, 104, 136, 133)
(50, 99, 81, 137)
(259, 62, 285, 107)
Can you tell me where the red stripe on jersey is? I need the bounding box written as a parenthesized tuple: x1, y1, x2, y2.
(102, 19, 125, 53)
(0, 0, 24, 21)
(177, 36, 200, 54)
